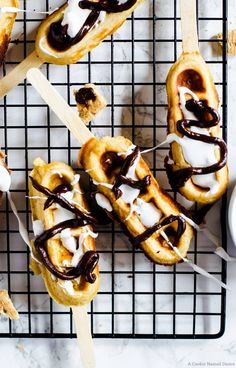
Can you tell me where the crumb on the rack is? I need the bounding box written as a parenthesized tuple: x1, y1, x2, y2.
(216, 29, 236, 56)
(74, 83, 107, 124)
(0, 289, 19, 320)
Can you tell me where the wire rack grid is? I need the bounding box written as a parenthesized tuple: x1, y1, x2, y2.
(0, 0, 227, 338)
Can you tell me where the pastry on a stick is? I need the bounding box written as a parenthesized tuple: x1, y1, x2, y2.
(29, 158, 100, 306)
(36, 0, 143, 65)
(0, 0, 19, 65)
(0, 0, 143, 98)
(165, 0, 228, 205)
(27, 68, 194, 266)
(79, 136, 193, 265)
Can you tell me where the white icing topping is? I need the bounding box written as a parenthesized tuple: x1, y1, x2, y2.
(62, 0, 91, 38)
(93, 179, 113, 189)
(71, 174, 80, 186)
(62, 280, 75, 295)
(7, 192, 41, 264)
(33, 220, 45, 236)
(118, 144, 136, 157)
(71, 228, 98, 267)
(0, 7, 54, 15)
(95, 193, 113, 212)
(135, 198, 162, 228)
(180, 213, 236, 263)
(160, 230, 229, 290)
(51, 169, 63, 178)
(54, 205, 75, 224)
(119, 148, 141, 220)
(166, 86, 220, 195)
(60, 228, 77, 253)
(61, 0, 106, 39)
(0, 165, 11, 192)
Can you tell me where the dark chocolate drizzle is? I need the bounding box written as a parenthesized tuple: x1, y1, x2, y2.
(112, 146, 151, 198)
(95, 145, 186, 250)
(75, 87, 96, 107)
(30, 177, 99, 283)
(133, 215, 186, 247)
(165, 98, 227, 190)
(79, 0, 137, 13)
(48, 0, 137, 52)
(48, 10, 100, 52)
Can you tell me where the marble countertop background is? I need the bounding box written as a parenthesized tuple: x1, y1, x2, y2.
(0, 0, 236, 367)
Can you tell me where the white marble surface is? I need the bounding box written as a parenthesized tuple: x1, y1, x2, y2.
(1, 0, 236, 367)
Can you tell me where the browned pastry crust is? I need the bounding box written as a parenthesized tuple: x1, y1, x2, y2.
(166, 51, 228, 204)
(35, 0, 143, 65)
(29, 158, 100, 306)
(0, 289, 19, 320)
(0, 0, 19, 64)
(78, 136, 193, 265)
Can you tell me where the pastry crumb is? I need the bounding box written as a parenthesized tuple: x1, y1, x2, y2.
(0, 289, 19, 320)
(74, 83, 107, 124)
(216, 29, 236, 56)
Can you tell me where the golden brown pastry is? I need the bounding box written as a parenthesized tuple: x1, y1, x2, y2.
(29, 158, 100, 306)
(0, 0, 19, 64)
(74, 83, 107, 124)
(166, 51, 228, 205)
(78, 136, 193, 265)
(35, 0, 143, 65)
(0, 289, 19, 320)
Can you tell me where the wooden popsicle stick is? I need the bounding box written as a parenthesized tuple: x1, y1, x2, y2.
(72, 306, 96, 368)
(27, 68, 96, 367)
(26, 68, 94, 145)
(0, 51, 43, 98)
(180, 0, 199, 53)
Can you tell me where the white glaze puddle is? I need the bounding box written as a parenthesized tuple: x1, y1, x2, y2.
(95, 192, 113, 212)
(135, 198, 162, 228)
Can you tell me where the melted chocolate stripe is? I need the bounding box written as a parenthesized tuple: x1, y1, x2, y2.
(31, 177, 99, 283)
(30, 176, 97, 225)
(133, 215, 186, 247)
(112, 146, 149, 198)
(48, 0, 138, 52)
(166, 99, 227, 190)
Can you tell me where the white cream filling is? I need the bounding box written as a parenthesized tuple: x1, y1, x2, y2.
(0, 165, 11, 192)
(62, 0, 106, 39)
(134, 198, 162, 228)
(95, 192, 113, 212)
(93, 179, 113, 189)
(0, 7, 54, 15)
(71, 228, 98, 268)
(176, 86, 220, 195)
(62, 280, 75, 295)
(33, 220, 45, 236)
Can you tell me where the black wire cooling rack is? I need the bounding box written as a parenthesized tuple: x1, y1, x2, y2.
(0, 0, 227, 338)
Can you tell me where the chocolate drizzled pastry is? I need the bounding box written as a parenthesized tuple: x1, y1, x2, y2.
(30, 177, 99, 283)
(165, 99, 227, 190)
(48, 0, 138, 52)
